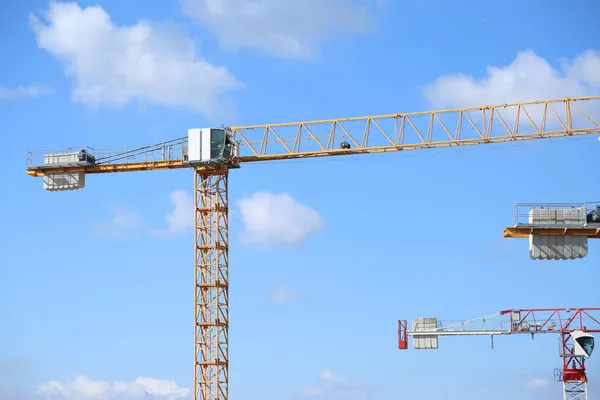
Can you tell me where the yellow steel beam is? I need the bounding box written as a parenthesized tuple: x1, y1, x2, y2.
(25, 96, 600, 177)
(194, 168, 229, 400)
(23, 95, 600, 400)
(503, 227, 600, 239)
(231, 96, 600, 160)
(25, 160, 188, 177)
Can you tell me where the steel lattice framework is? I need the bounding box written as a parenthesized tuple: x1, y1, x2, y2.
(26, 96, 600, 176)
(560, 333, 589, 400)
(195, 169, 229, 400)
(24, 96, 600, 400)
(398, 308, 600, 400)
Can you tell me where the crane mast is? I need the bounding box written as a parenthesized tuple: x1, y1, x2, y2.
(193, 168, 230, 400)
(24, 96, 600, 400)
(398, 308, 599, 400)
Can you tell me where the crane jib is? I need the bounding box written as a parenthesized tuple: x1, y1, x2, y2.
(24, 95, 600, 400)
(25, 96, 600, 182)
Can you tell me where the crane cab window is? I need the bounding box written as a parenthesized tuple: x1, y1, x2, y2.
(576, 336, 594, 357)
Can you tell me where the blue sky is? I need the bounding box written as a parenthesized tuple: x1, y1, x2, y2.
(1, 0, 600, 399)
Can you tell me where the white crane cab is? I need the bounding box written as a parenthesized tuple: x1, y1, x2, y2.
(186, 128, 239, 167)
(571, 330, 595, 358)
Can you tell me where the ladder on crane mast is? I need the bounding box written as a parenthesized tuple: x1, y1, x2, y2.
(25, 96, 600, 400)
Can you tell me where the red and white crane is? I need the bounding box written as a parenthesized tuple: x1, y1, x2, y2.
(398, 308, 599, 400)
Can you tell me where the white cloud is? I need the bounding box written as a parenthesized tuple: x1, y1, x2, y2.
(165, 190, 194, 233)
(153, 190, 194, 236)
(424, 49, 600, 108)
(237, 192, 324, 247)
(0, 84, 52, 100)
(299, 369, 367, 400)
(526, 377, 549, 390)
(30, 2, 241, 119)
(180, 0, 373, 59)
(93, 204, 143, 238)
(35, 375, 190, 399)
(267, 284, 300, 304)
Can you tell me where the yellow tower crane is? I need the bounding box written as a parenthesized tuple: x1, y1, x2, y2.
(25, 96, 600, 400)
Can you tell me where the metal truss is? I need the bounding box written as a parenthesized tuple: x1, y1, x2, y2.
(559, 333, 589, 400)
(195, 168, 229, 400)
(23, 95, 600, 400)
(563, 380, 588, 400)
(401, 308, 600, 338)
(400, 309, 600, 400)
(231, 96, 600, 161)
(26, 96, 600, 177)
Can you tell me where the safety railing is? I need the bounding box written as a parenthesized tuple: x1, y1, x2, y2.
(512, 202, 600, 227)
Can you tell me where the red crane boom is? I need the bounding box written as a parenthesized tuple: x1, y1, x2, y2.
(398, 308, 600, 400)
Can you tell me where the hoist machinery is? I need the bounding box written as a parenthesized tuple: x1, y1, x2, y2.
(398, 308, 599, 400)
(25, 96, 600, 400)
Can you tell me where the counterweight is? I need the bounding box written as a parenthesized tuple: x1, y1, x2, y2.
(25, 96, 600, 400)
(398, 308, 600, 400)
(26, 96, 600, 177)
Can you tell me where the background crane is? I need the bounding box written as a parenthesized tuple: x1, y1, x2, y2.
(25, 96, 600, 400)
(502, 202, 600, 260)
(398, 308, 599, 400)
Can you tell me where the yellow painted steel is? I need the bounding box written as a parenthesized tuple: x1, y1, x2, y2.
(24, 95, 600, 400)
(26, 96, 600, 177)
(503, 227, 600, 239)
(25, 160, 187, 177)
(194, 168, 229, 400)
(231, 95, 600, 160)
